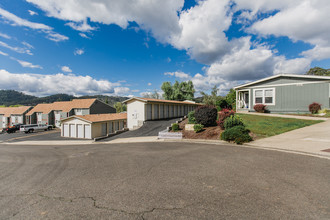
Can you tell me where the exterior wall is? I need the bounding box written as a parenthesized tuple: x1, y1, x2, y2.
(10, 115, 24, 125)
(74, 108, 89, 115)
(0, 115, 8, 129)
(240, 81, 330, 112)
(127, 100, 146, 129)
(89, 100, 116, 114)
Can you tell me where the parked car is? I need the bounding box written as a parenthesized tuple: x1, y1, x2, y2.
(20, 124, 53, 133)
(4, 124, 24, 134)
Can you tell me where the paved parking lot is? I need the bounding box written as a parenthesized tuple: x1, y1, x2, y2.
(0, 129, 86, 143)
(0, 142, 329, 219)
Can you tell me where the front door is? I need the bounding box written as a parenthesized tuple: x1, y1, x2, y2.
(238, 91, 250, 109)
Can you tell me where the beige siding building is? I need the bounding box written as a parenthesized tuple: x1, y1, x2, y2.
(61, 113, 127, 139)
(123, 97, 201, 130)
(0, 106, 32, 129)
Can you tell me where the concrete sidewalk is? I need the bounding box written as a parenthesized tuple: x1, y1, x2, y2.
(239, 111, 328, 121)
(246, 119, 330, 159)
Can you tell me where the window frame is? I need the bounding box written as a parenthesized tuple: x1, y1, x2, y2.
(253, 88, 275, 105)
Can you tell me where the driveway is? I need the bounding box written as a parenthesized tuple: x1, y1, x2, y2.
(248, 119, 330, 158)
(102, 118, 181, 141)
(0, 142, 329, 219)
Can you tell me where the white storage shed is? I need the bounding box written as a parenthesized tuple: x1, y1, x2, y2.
(123, 97, 201, 130)
(61, 113, 127, 139)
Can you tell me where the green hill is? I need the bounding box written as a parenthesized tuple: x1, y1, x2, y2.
(0, 90, 129, 107)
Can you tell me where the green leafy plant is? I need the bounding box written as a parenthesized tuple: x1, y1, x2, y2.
(217, 109, 235, 129)
(309, 102, 321, 114)
(221, 125, 252, 144)
(193, 124, 204, 133)
(224, 115, 245, 129)
(194, 105, 218, 127)
(172, 123, 179, 132)
(188, 111, 197, 124)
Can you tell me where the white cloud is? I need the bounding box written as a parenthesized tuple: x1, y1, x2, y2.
(66, 20, 96, 32)
(79, 33, 90, 39)
(74, 48, 84, 55)
(0, 7, 68, 42)
(0, 69, 125, 97)
(28, 10, 38, 16)
(164, 71, 190, 79)
(0, 50, 8, 56)
(0, 40, 33, 55)
(0, 32, 11, 39)
(16, 59, 42, 69)
(61, 66, 72, 73)
(22, 41, 34, 49)
(114, 87, 131, 96)
(147, 83, 152, 86)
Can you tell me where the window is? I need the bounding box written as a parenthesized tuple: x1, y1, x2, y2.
(254, 88, 275, 105)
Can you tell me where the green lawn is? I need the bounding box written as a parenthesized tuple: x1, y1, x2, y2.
(237, 113, 323, 138)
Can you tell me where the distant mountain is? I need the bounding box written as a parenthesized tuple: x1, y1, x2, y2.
(0, 90, 129, 107)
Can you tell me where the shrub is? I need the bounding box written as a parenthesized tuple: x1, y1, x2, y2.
(172, 123, 179, 132)
(254, 104, 267, 113)
(193, 124, 204, 133)
(224, 115, 245, 130)
(216, 99, 231, 110)
(221, 125, 252, 144)
(309, 102, 321, 114)
(188, 111, 197, 124)
(217, 109, 235, 129)
(194, 105, 218, 127)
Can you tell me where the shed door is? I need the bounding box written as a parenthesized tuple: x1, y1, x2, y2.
(84, 125, 91, 139)
(101, 123, 107, 136)
(63, 124, 69, 137)
(77, 124, 84, 138)
(70, 124, 76, 138)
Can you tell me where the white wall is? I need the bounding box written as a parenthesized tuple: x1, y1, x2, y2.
(127, 100, 146, 129)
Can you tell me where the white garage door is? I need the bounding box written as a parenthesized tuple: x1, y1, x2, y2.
(63, 124, 69, 137)
(84, 125, 91, 139)
(77, 124, 84, 138)
(70, 124, 76, 138)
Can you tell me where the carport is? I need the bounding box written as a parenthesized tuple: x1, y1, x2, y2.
(61, 113, 127, 139)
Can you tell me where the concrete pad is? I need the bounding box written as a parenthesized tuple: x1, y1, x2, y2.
(247, 119, 330, 158)
(104, 136, 159, 144)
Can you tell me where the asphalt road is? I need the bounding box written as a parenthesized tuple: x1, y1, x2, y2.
(0, 142, 329, 219)
(103, 118, 181, 141)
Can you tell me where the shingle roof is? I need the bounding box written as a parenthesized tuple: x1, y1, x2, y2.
(69, 113, 127, 123)
(123, 97, 202, 105)
(26, 99, 97, 116)
(0, 106, 32, 117)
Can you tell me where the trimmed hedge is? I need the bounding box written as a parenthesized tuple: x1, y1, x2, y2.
(221, 125, 252, 144)
(172, 123, 179, 132)
(194, 105, 218, 127)
(224, 115, 245, 130)
(188, 111, 197, 124)
(218, 109, 235, 129)
(254, 104, 267, 113)
(193, 124, 204, 133)
(309, 102, 321, 114)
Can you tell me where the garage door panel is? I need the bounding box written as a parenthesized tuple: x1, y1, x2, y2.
(84, 125, 91, 139)
(70, 124, 76, 138)
(63, 124, 69, 137)
(77, 124, 84, 138)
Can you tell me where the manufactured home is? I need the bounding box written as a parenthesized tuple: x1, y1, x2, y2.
(235, 74, 330, 113)
(123, 97, 201, 130)
(26, 99, 116, 127)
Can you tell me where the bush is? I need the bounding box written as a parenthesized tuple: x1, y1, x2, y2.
(254, 104, 267, 113)
(224, 115, 245, 129)
(172, 123, 179, 132)
(216, 99, 231, 110)
(217, 109, 235, 129)
(194, 105, 218, 127)
(188, 111, 197, 124)
(309, 102, 321, 114)
(193, 124, 204, 133)
(221, 125, 252, 144)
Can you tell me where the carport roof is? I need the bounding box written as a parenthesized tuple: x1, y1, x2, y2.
(123, 97, 202, 105)
(62, 113, 127, 123)
(26, 99, 97, 115)
(0, 106, 32, 117)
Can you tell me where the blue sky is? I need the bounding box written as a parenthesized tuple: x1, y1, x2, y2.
(0, 0, 329, 97)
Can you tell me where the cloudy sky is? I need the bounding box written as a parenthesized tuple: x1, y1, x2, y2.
(0, 0, 329, 97)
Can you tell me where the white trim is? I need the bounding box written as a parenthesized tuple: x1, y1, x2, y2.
(237, 89, 251, 110)
(234, 74, 330, 90)
(329, 83, 330, 98)
(246, 80, 330, 89)
(253, 88, 276, 106)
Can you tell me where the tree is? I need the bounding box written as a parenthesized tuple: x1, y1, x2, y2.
(306, 67, 330, 76)
(225, 88, 236, 110)
(161, 80, 195, 101)
(114, 102, 127, 113)
(143, 90, 162, 99)
(105, 97, 109, 104)
(200, 86, 220, 106)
